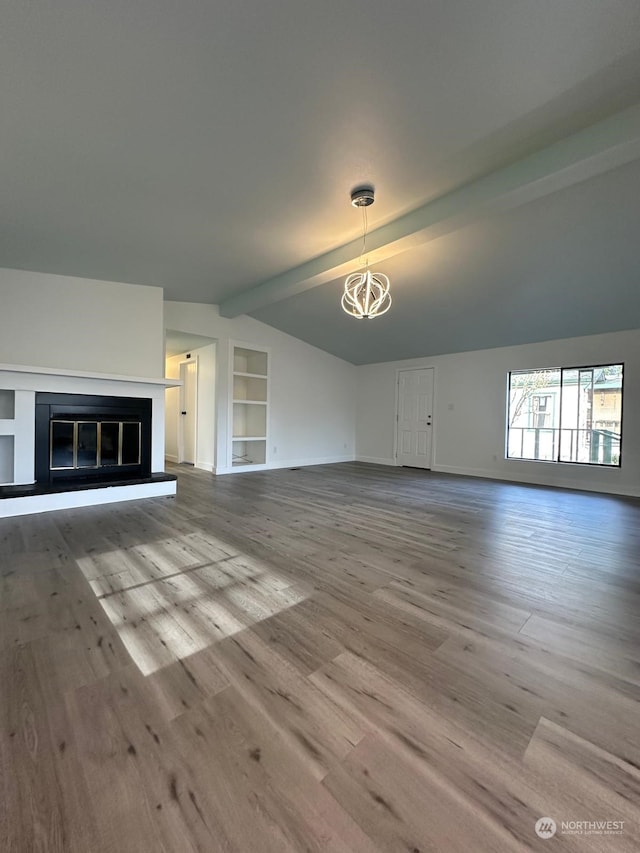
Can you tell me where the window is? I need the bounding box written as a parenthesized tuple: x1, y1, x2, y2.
(531, 394, 552, 428)
(507, 364, 623, 466)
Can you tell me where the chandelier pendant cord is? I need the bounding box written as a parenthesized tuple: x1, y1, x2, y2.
(360, 205, 368, 269)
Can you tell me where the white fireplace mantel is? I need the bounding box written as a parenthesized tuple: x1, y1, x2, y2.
(0, 362, 181, 387)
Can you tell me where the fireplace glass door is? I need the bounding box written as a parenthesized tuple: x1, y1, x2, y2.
(50, 420, 141, 471)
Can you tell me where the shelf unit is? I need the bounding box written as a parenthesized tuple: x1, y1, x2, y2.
(230, 345, 269, 470)
(0, 390, 16, 484)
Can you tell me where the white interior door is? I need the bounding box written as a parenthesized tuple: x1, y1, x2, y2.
(397, 368, 434, 469)
(179, 360, 197, 464)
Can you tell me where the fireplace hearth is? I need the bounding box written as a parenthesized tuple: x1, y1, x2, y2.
(35, 392, 152, 485)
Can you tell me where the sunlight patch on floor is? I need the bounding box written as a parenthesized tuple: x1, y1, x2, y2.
(76, 533, 307, 675)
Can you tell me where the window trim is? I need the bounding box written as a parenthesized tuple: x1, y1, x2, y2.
(505, 361, 624, 468)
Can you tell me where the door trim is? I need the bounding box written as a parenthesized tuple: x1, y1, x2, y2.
(178, 356, 199, 464)
(394, 366, 436, 468)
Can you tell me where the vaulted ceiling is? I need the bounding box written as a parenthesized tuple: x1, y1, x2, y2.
(2, 1, 640, 363)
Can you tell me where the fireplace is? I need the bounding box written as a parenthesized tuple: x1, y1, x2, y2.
(35, 393, 152, 485)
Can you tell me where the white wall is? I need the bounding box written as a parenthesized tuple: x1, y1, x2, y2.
(164, 302, 356, 473)
(356, 328, 640, 497)
(0, 268, 164, 378)
(165, 343, 216, 471)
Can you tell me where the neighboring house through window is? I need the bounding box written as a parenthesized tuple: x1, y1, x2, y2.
(507, 364, 623, 466)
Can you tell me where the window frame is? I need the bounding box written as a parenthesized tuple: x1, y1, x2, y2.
(505, 362, 624, 468)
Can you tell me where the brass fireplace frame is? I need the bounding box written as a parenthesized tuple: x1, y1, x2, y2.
(50, 419, 142, 471)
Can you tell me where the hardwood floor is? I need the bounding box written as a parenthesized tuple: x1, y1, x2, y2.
(1, 462, 639, 852)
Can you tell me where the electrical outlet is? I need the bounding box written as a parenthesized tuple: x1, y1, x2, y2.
(273, 446, 277, 454)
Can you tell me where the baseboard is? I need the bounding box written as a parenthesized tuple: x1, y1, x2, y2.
(269, 454, 355, 470)
(215, 454, 355, 476)
(355, 455, 397, 466)
(214, 464, 265, 475)
(432, 463, 640, 498)
(165, 454, 179, 463)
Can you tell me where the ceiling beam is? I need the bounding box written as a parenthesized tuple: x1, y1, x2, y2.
(219, 104, 640, 318)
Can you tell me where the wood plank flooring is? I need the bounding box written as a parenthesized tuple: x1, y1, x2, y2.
(1, 462, 639, 851)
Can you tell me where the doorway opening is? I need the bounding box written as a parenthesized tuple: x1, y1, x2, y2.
(164, 331, 217, 472)
(179, 358, 198, 464)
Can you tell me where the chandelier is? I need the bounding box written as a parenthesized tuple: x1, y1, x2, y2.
(341, 186, 392, 319)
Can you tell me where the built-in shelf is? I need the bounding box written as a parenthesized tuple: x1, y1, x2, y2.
(0, 390, 15, 420)
(0, 390, 25, 485)
(0, 436, 15, 485)
(233, 401, 267, 438)
(232, 435, 266, 441)
(233, 374, 267, 402)
(233, 348, 268, 377)
(232, 438, 267, 467)
(230, 344, 269, 471)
